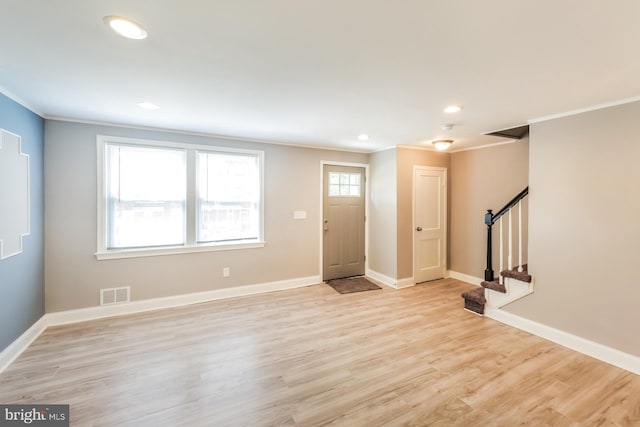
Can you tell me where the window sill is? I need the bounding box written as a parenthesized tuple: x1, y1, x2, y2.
(95, 241, 266, 261)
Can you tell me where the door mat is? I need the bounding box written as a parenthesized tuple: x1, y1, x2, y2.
(326, 276, 382, 294)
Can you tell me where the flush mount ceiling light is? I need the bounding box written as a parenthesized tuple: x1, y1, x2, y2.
(357, 134, 369, 141)
(444, 105, 462, 114)
(137, 102, 160, 110)
(432, 139, 453, 151)
(104, 16, 148, 40)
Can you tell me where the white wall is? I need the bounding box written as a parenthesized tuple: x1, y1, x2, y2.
(506, 102, 640, 356)
(44, 120, 368, 312)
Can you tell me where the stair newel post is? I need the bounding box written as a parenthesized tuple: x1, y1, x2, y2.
(484, 210, 494, 281)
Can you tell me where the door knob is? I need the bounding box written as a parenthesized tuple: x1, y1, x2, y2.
(416, 227, 422, 231)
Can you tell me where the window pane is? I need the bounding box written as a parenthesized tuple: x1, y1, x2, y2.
(106, 144, 186, 249)
(198, 152, 260, 243)
(328, 172, 361, 197)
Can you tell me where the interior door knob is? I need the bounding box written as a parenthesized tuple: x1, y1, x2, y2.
(416, 226, 422, 231)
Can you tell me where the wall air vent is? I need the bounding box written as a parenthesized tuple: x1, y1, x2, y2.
(485, 124, 529, 140)
(100, 286, 131, 305)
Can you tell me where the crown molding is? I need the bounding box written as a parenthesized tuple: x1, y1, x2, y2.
(529, 95, 640, 124)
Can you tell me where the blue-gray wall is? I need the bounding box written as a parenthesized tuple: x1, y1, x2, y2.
(0, 93, 44, 352)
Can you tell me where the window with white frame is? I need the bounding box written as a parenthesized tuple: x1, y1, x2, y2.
(97, 136, 264, 259)
(106, 144, 186, 249)
(197, 152, 260, 243)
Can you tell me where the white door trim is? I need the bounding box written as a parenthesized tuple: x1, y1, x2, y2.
(319, 161, 369, 281)
(412, 166, 447, 282)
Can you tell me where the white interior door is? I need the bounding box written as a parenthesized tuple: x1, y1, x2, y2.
(414, 167, 446, 283)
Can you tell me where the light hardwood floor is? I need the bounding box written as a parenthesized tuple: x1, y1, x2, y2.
(1, 279, 639, 426)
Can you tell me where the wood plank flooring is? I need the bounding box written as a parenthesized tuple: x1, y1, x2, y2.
(1, 279, 639, 426)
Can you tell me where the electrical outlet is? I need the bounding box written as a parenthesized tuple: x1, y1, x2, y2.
(223, 267, 230, 277)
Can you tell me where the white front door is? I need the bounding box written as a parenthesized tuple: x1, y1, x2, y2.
(413, 167, 447, 283)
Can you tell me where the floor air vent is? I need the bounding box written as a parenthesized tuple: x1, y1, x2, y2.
(100, 286, 130, 305)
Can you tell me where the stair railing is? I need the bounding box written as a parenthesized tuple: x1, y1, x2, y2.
(484, 187, 529, 282)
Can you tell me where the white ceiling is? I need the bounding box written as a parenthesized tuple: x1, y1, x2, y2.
(1, 1, 639, 152)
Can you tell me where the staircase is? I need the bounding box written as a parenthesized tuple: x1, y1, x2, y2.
(462, 187, 533, 315)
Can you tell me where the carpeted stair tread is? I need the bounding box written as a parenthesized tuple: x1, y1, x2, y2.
(461, 287, 485, 315)
(461, 287, 486, 304)
(482, 279, 506, 293)
(501, 265, 532, 283)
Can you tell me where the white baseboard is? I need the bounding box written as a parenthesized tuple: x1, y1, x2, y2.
(366, 270, 415, 289)
(0, 315, 47, 375)
(6, 270, 433, 375)
(4, 275, 638, 378)
(366, 269, 397, 288)
(0, 275, 321, 375)
(47, 275, 321, 326)
(485, 307, 640, 376)
(447, 270, 483, 286)
(396, 277, 415, 288)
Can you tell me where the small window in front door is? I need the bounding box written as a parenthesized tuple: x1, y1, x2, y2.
(328, 172, 361, 197)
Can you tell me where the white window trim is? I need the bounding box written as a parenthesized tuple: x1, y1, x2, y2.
(96, 135, 265, 260)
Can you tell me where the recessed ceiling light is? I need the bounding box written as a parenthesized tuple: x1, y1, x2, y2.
(137, 102, 160, 110)
(432, 139, 453, 151)
(357, 134, 369, 141)
(104, 16, 148, 40)
(444, 105, 462, 114)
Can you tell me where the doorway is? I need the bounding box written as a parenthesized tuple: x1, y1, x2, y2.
(322, 164, 366, 281)
(413, 166, 447, 283)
